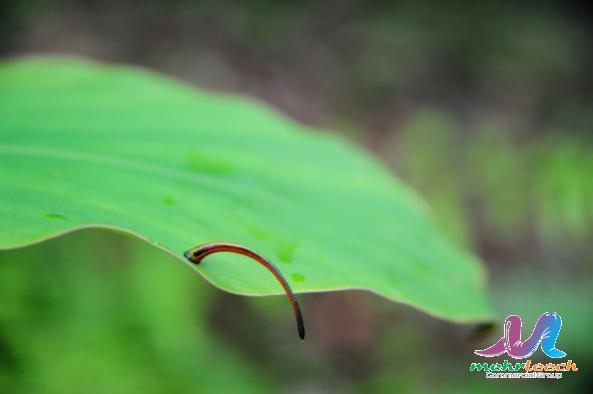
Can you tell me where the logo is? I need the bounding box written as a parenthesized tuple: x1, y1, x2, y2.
(469, 312, 578, 380)
(475, 311, 566, 359)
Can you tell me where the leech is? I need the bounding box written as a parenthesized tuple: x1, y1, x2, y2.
(183, 242, 305, 340)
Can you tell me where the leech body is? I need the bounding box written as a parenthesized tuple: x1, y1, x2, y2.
(183, 242, 305, 340)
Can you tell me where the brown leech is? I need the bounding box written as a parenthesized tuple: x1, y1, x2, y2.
(183, 242, 305, 340)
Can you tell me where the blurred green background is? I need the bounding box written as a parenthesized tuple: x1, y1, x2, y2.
(0, 1, 591, 393)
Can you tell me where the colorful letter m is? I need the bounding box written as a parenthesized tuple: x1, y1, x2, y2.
(475, 312, 566, 359)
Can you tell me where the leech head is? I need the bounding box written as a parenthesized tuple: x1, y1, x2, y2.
(183, 249, 193, 261)
(184, 244, 212, 263)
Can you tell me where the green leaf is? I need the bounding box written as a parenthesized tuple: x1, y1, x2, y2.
(0, 57, 493, 322)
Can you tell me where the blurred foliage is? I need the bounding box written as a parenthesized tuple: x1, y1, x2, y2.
(3, 231, 590, 393)
(0, 231, 274, 394)
(389, 110, 593, 255)
(2, 1, 591, 131)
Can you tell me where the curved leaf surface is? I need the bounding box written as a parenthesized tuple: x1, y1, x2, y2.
(0, 57, 493, 322)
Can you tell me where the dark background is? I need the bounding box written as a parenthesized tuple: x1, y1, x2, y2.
(1, 1, 592, 393)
